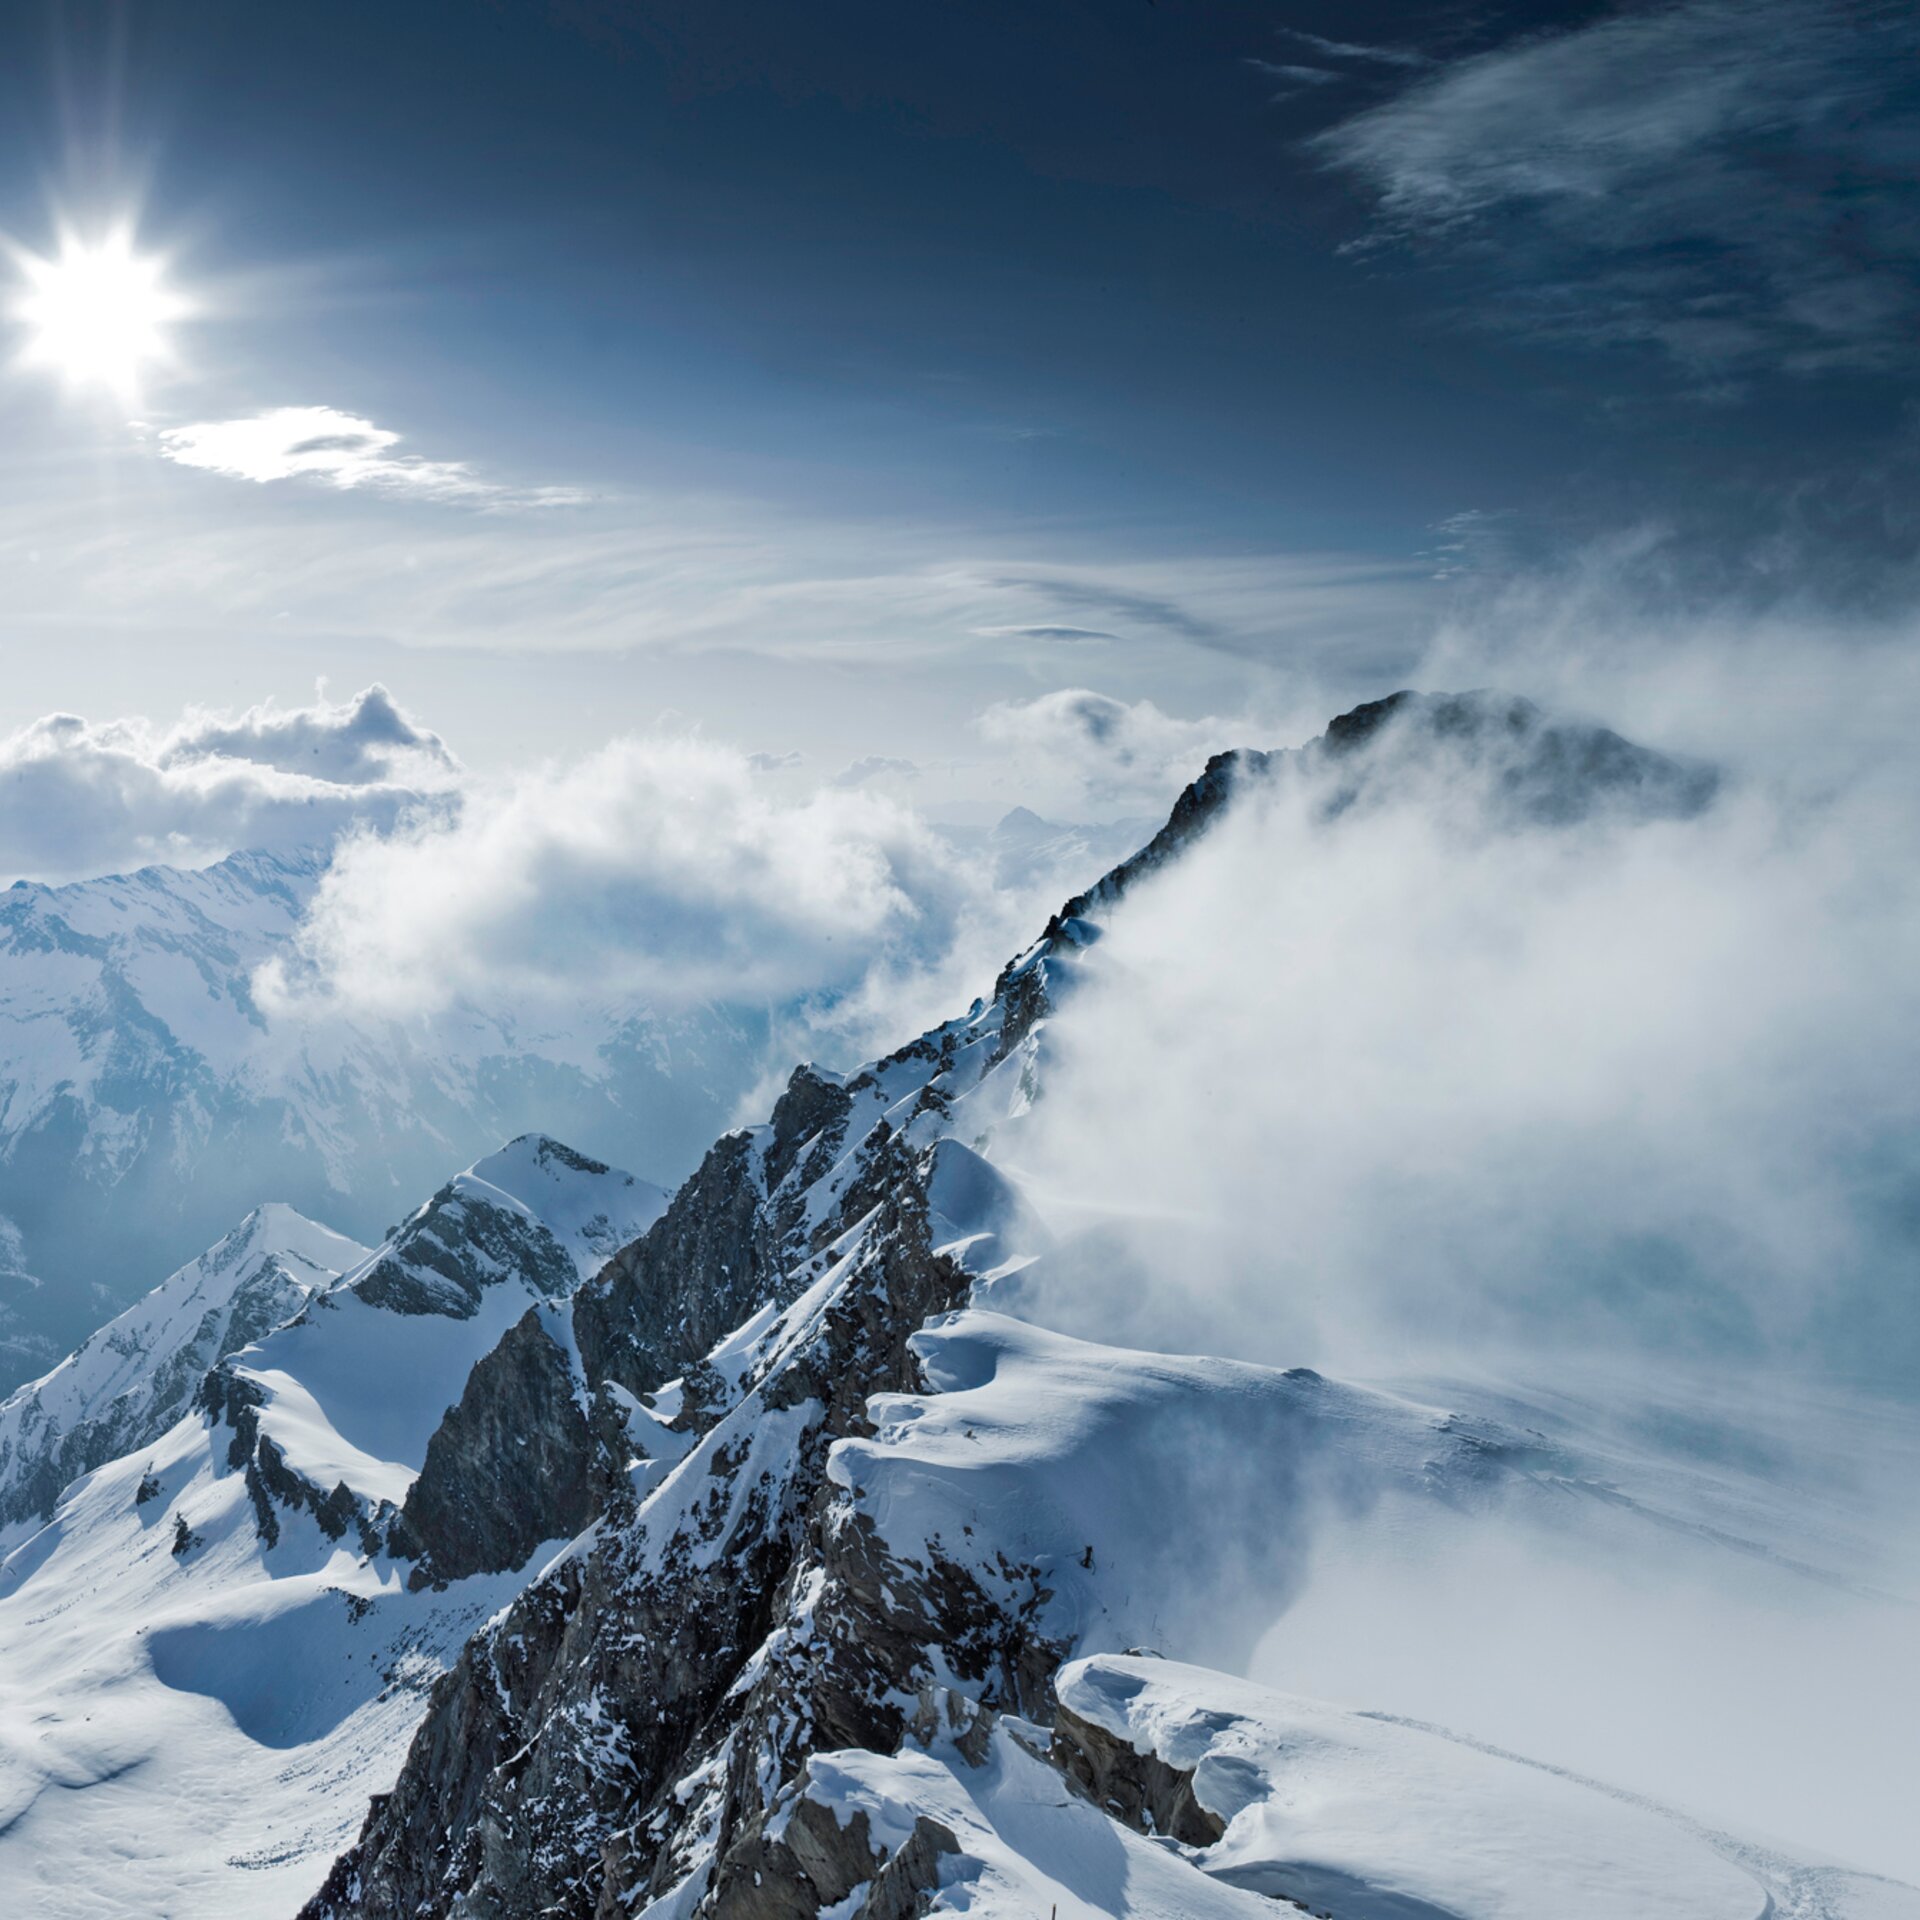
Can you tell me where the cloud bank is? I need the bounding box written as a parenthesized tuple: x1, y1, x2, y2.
(0, 685, 454, 885)
(254, 734, 996, 1025)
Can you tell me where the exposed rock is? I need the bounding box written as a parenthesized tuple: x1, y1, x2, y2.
(575, 1129, 782, 1402)
(396, 1307, 598, 1586)
(706, 1787, 958, 1920)
(1052, 1699, 1225, 1846)
(350, 1178, 577, 1319)
(305, 1137, 975, 1919)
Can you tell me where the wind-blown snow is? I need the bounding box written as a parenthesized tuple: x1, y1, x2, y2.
(1057, 1655, 1789, 1920)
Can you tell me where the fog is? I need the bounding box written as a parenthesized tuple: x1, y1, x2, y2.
(996, 644, 1920, 1881)
(1006, 677, 1920, 1389)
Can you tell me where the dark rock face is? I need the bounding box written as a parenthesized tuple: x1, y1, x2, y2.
(1052, 1701, 1225, 1846)
(352, 1180, 578, 1319)
(576, 1063, 857, 1408)
(574, 1129, 781, 1403)
(304, 1134, 974, 1920)
(395, 1308, 599, 1586)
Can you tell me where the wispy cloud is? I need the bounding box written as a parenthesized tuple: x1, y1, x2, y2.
(156, 405, 585, 507)
(1313, 0, 1920, 379)
(975, 688, 1235, 809)
(971, 624, 1117, 645)
(0, 472, 1432, 665)
(1278, 28, 1430, 71)
(832, 755, 919, 788)
(1245, 57, 1342, 94)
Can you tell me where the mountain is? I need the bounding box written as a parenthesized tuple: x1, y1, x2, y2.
(0, 1132, 665, 1918)
(0, 845, 764, 1389)
(3, 693, 1909, 1919)
(294, 693, 1899, 1920)
(0, 1203, 369, 1540)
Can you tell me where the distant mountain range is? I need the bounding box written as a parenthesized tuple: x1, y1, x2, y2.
(0, 843, 757, 1389)
(0, 812, 1150, 1394)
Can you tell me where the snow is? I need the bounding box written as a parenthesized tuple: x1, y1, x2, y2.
(236, 1285, 540, 1502)
(0, 1409, 541, 1918)
(3, 732, 1915, 1920)
(0, 1206, 369, 1540)
(225, 1135, 661, 1500)
(2, 1206, 362, 1445)
(789, 1726, 1274, 1920)
(0, 1128, 668, 1915)
(1251, 1365, 1920, 1887)
(459, 1132, 669, 1280)
(1058, 1654, 1776, 1920)
(830, 1308, 1484, 1675)
(0, 843, 750, 1389)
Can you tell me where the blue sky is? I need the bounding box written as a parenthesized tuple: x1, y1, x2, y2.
(0, 0, 1914, 812)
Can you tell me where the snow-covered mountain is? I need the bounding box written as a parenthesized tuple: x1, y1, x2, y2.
(2, 692, 1910, 1919)
(0, 845, 764, 1390)
(0, 1203, 369, 1540)
(0, 1131, 665, 1916)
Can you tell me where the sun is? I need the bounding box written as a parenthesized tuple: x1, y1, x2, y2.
(13, 228, 188, 397)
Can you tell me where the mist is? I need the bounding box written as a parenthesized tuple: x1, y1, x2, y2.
(1004, 672, 1920, 1389)
(993, 645, 1920, 1881)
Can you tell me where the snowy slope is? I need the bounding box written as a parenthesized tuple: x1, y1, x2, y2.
(0, 1389, 538, 1920)
(0, 845, 760, 1389)
(0, 1204, 368, 1539)
(1056, 1655, 1817, 1920)
(213, 1132, 665, 1513)
(0, 1131, 660, 1916)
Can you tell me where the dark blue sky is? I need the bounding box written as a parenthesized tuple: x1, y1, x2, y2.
(0, 0, 1913, 782)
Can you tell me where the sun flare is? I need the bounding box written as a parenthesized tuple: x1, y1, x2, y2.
(13, 228, 187, 396)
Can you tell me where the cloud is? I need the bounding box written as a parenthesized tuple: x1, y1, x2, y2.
(1245, 58, 1342, 95)
(985, 571, 1223, 644)
(1008, 654, 1920, 1395)
(161, 683, 460, 787)
(1278, 28, 1430, 70)
(254, 734, 987, 1021)
(0, 685, 451, 885)
(975, 689, 1236, 810)
(832, 755, 919, 788)
(0, 462, 1432, 667)
(1314, 0, 1920, 377)
(971, 625, 1117, 645)
(156, 405, 584, 507)
(746, 750, 805, 774)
